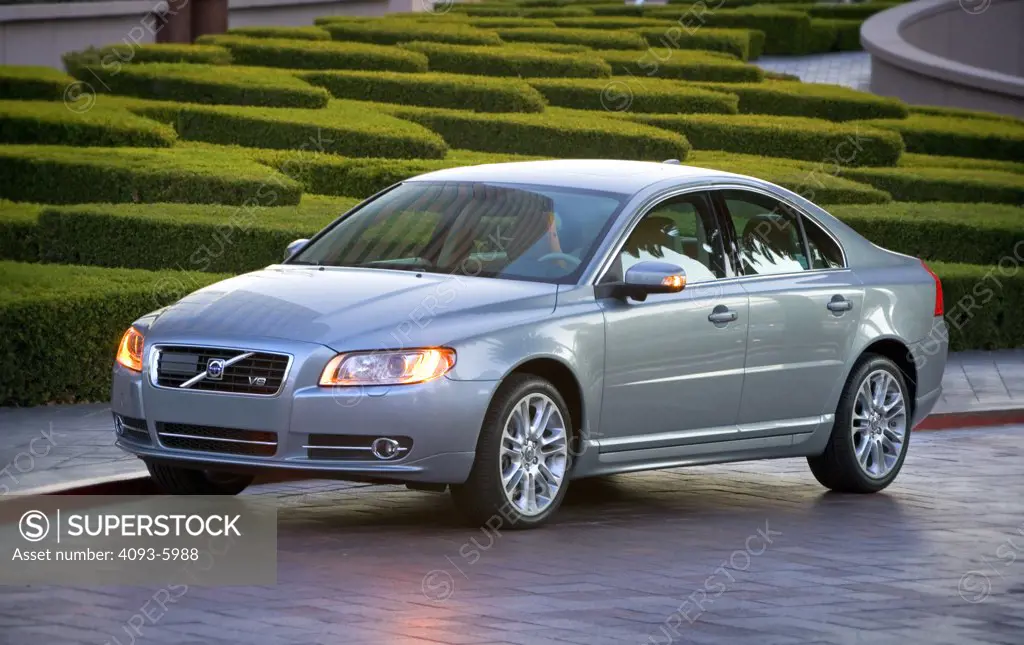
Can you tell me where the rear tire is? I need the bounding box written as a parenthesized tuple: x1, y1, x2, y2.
(450, 374, 572, 530)
(808, 354, 911, 493)
(146, 461, 253, 495)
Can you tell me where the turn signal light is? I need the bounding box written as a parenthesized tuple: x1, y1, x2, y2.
(661, 274, 686, 292)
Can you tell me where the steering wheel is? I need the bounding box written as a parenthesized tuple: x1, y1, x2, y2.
(537, 252, 581, 269)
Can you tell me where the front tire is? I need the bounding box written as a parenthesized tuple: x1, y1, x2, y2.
(450, 375, 572, 529)
(146, 461, 253, 495)
(808, 354, 911, 493)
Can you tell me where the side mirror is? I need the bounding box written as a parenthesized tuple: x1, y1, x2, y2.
(617, 261, 686, 301)
(284, 238, 309, 261)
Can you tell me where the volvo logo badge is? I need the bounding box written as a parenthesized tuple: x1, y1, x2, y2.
(206, 358, 226, 381)
(371, 437, 401, 460)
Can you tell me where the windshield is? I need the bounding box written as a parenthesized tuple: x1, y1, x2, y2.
(290, 181, 628, 284)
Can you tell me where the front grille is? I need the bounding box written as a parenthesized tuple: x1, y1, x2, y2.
(306, 434, 413, 461)
(114, 414, 152, 446)
(157, 422, 277, 457)
(154, 346, 290, 396)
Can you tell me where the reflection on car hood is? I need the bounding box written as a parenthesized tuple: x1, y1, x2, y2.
(149, 266, 558, 349)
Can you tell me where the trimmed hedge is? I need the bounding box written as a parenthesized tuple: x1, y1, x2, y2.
(688, 150, 892, 204)
(805, 2, 899, 19)
(830, 202, 1024, 266)
(0, 65, 76, 101)
(195, 35, 429, 72)
(467, 17, 558, 29)
(496, 27, 645, 50)
(843, 167, 1024, 204)
(0, 262, 228, 407)
(324, 20, 503, 45)
(910, 104, 1024, 124)
(33, 194, 360, 273)
(701, 80, 909, 121)
(899, 153, 1024, 175)
(634, 27, 754, 60)
(551, 16, 677, 29)
(0, 145, 302, 206)
(526, 77, 738, 113)
(300, 70, 546, 113)
(0, 100, 176, 148)
(80, 43, 232, 66)
(644, 6, 812, 55)
(0, 201, 41, 263)
(226, 26, 331, 40)
(596, 48, 764, 82)
(855, 115, 1024, 162)
(628, 113, 904, 166)
(827, 19, 863, 51)
(67, 62, 330, 108)
(399, 41, 611, 78)
(932, 261, 1024, 351)
(387, 104, 693, 161)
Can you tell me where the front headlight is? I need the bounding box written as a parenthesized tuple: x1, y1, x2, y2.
(319, 348, 456, 387)
(115, 327, 145, 372)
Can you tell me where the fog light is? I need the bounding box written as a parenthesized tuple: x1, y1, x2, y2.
(371, 437, 401, 460)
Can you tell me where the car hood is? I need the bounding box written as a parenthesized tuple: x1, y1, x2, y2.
(147, 266, 558, 350)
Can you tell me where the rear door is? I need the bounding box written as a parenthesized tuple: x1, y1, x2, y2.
(712, 188, 863, 435)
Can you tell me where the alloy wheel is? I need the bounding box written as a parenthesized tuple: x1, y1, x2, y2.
(851, 369, 908, 479)
(499, 393, 569, 517)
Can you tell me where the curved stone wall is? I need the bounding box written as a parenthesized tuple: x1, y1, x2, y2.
(861, 0, 1024, 118)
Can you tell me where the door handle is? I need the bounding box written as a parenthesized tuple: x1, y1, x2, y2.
(827, 295, 853, 313)
(708, 306, 738, 324)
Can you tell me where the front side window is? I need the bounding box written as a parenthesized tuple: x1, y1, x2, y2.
(603, 192, 726, 285)
(290, 181, 627, 284)
(720, 190, 809, 276)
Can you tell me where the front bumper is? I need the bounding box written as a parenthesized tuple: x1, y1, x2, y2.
(111, 339, 495, 484)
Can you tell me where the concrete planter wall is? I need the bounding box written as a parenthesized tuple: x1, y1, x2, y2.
(862, 0, 1024, 118)
(0, 0, 425, 68)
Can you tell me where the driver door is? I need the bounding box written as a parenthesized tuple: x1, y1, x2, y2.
(597, 191, 749, 452)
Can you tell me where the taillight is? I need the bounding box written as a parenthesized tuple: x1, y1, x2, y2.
(921, 260, 943, 316)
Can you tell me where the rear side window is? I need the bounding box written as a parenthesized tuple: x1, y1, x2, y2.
(719, 190, 808, 276)
(802, 216, 845, 269)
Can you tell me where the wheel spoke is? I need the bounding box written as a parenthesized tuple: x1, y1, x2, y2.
(531, 398, 554, 439)
(880, 434, 900, 457)
(524, 472, 538, 513)
(503, 464, 525, 495)
(872, 374, 888, 408)
(498, 392, 569, 518)
(855, 435, 872, 467)
(870, 439, 884, 476)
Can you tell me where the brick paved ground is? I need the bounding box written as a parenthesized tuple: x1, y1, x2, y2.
(1, 425, 1022, 645)
(755, 52, 872, 91)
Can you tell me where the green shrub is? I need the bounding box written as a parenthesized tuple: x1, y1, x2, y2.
(523, 7, 596, 17)
(855, 115, 1024, 162)
(596, 48, 764, 82)
(527, 76, 738, 113)
(451, 4, 525, 16)
(0, 261, 228, 407)
(496, 27, 645, 50)
(551, 16, 678, 29)
(588, 4, 649, 16)
(195, 35, 428, 72)
(644, 7, 812, 54)
(226, 26, 331, 40)
(400, 41, 611, 78)
(932, 261, 1024, 351)
(67, 62, 330, 108)
(701, 80, 909, 121)
(806, 19, 837, 53)
(0, 65, 76, 101)
(532, 43, 594, 53)
(300, 70, 546, 113)
(0, 144, 302, 206)
(387, 104, 692, 161)
(0, 201, 41, 263)
(324, 20, 502, 45)
(688, 150, 891, 204)
(899, 153, 1024, 175)
(909, 104, 1023, 124)
(34, 194, 360, 273)
(467, 17, 558, 28)
(843, 167, 1024, 204)
(83, 43, 232, 66)
(0, 100, 176, 148)
(830, 202, 1024, 266)
(634, 27, 754, 60)
(830, 19, 863, 51)
(806, 2, 900, 19)
(629, 113, 903, 166)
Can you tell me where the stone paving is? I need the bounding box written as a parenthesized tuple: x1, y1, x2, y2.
(1, 425, 1022, 644)
(755, 52, 873, 91)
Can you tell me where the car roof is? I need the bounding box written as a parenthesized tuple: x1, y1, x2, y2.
(406, 159, 739, 195)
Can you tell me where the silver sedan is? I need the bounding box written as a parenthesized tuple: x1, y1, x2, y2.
(111, 160, 948, 528)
